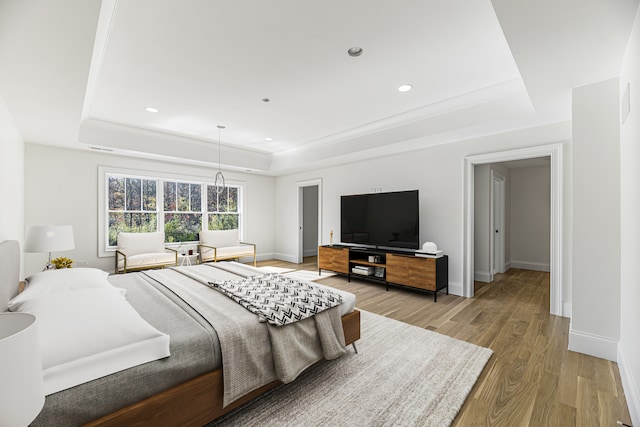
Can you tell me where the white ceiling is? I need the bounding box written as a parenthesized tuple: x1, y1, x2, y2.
(0, 0, 638, 175)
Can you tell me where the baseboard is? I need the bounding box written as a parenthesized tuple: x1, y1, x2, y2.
(618, 342, 640, 427)
(510, 260, 550, 272)
(568, 325, 618, 362)
(505, 261, 512, 270)
(249, 253, 275, 263)
(563, 302, 572, 319)
(273, 252, 298, 263)
(303, 249, 318, 257)
(448, 281, 463, 297)
(474, 271, 491, 283)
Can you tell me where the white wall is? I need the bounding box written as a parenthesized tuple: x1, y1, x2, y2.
(510, 165, 550, 271)
(0, 94, 25, 276)
(569, 78, 621, 361)
(24, 143, 276, 276)
(619, 4, 640, 425)
(274, 122, 571, 298)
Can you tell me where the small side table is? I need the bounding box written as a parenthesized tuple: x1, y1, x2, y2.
(179, 253, 199, 266)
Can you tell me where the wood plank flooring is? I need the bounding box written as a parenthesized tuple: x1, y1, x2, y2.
(256, 257, 632, 427)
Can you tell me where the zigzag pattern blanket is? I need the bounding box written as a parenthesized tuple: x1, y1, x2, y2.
(209, 272, 344, 326)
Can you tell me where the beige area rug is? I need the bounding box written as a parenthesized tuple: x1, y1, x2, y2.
(256, 267, 336, 282)
(210, 310, 492, 427)
(282, 269, 336, 282)
(257, 266, 296, 274)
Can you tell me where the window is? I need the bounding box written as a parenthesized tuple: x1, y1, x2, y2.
(207, 185, 239, 230)
(107, 175, 158, 247)
(164, 181, 202, 243)
(101, 169, 244, 254)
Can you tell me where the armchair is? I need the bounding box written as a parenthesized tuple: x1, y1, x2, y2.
(115, 231, 178, 274)
(198, 230, 256, 266)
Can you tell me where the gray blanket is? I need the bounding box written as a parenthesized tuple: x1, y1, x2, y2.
(32, 272, 219, 426)
(146, 264, 346, 406)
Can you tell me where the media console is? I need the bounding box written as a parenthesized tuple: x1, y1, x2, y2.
(318, 245, 448, 302)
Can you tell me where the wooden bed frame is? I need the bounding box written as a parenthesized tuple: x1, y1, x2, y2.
(0, 240, 360, 427)
(85, 310, 361, 427)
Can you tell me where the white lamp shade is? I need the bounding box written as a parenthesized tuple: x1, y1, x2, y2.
(24, 225, 75, 253)
(0, 313, 45, 426)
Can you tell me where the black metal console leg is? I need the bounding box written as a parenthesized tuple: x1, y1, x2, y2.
(352, 342, 358, 354)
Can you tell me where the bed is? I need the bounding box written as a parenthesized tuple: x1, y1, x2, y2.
(0, 240, 360, 426)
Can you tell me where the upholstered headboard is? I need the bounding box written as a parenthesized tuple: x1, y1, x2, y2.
(0, 240, 20, 312)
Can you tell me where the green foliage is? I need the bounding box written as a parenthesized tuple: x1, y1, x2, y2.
(164, 213, 201, 242)
(108, 174, 242, 247)
(108, 213, 157, 246)
(209, 214, 238, 230)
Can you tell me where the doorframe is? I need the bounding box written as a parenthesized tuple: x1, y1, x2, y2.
(464, 143, 563, 316)
(490, 169, 506, 280)
(296, 178, 323, 264)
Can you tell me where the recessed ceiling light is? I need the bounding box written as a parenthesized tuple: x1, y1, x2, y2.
(398, 84, 413, 92)
(145, 107, 159, 113)
(265, 137, 273, 141)
(347, 47, 363, 57)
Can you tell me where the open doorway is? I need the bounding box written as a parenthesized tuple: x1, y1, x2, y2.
(296, 179, 322, 264)
(478, 160, 550, 283)
(464, 144, 563, 316)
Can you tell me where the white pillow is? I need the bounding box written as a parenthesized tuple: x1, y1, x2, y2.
(8, 268, 116, 311)
(10, 287, 170, 394)
(26, 267, 110, 290)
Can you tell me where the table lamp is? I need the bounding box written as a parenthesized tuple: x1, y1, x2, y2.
(25, 225, 75, 271)
(0, 312, 45, 426)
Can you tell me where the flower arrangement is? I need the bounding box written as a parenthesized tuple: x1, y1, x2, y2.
(52, 257, 74, 269)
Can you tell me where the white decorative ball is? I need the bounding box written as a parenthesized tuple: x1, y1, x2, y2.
(422, 242, 438, 252)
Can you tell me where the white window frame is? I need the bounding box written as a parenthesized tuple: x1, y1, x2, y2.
(98, 166, 246, 257)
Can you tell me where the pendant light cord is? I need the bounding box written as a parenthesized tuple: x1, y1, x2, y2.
(215, 125, 226, 194)
(217, 125, 224, 172)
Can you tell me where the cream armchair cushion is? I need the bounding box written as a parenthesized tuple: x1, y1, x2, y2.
(115, 231, 177, 273)
(198, 230, 256, 266)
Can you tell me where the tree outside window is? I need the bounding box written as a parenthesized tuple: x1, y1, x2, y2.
(107, 175, 158, 246)
(164, 181, 202, 243)
(105, 172, 243, 250)
(207, 185, 239, 230)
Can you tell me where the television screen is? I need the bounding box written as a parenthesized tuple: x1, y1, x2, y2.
(341, 190, 419, 249)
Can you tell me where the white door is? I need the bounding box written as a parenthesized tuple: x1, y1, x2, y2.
(491, 172, 505, 277)
(296, 179, 322, 264)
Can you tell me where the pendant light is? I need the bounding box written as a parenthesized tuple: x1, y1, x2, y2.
(215, 125, 226, 194)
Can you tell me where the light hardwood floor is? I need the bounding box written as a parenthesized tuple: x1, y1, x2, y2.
(256, 257, 632, 427)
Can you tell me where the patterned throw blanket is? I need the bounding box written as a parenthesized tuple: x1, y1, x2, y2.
(208, 273, 343, 326)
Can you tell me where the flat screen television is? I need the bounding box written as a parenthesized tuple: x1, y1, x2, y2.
(341, 190, 419, 250)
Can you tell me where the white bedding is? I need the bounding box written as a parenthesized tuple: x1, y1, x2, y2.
(307, 281, 355, 316)
(9, 270, 170, 395)
(8, 264, 355, 397)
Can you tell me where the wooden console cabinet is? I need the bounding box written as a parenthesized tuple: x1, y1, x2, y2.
(318, 245, 448, 302)
(318, 245, 350, 274)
